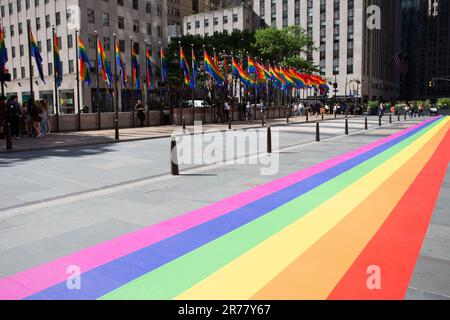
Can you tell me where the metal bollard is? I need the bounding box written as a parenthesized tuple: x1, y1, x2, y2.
(345, 118, 349, 135)
(306, 112, 309, 123)
(228, 115, 232, 130)
(182, 117, 186, 130)
(267, 126, 272, 154)
(398, 113, 400, 122)
(5, 122, 12, 150)
(170, 135, 180, 176)
(114, 117, 119, 141)
(379, 116, 382, 127)
(365, 117, 368, 130)
(389, 114, 392, 124)
(316, 122, 320, 142)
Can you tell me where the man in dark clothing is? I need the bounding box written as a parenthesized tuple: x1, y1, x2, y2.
(6, 95, 22, 139)
(0, 96, 7, 139)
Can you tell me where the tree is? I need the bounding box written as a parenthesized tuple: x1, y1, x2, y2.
(437, 97, 450, 108)
(253, 26, 317, 72)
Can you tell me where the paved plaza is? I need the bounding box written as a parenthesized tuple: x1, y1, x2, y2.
(0, 116, 448, 300)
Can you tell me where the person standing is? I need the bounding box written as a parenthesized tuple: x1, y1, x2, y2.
(224, 101, 231, 122)
(0, 96, 6, 139)
(135, 100, 145, 127)
(40, 101, 49, 136)
(245, 101, 252, 122)
(6, 95, 22, 139)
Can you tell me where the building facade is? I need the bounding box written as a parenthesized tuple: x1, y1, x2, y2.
(183, 2, 257, 36)
(1, 0, 171, 113)
(401, 0, 450, 100)
(254, 0, 402, 102)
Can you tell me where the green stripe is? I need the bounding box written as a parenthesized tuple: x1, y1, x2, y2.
(101, 119, 443, 300)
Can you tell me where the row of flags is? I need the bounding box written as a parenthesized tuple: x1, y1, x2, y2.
(0, 22, 167, 94)
(177, 45, 330, 95)
(78, 36, 166, 92)
(0, 21, 329, 97)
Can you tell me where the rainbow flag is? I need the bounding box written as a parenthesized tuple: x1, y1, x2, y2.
(287, 68, 305, 88)
(0, 24, 7, 71)
(29, 28, 45, 84)
(248, 57, 257, 74)
(179, 47, 191, 87)
(204, 51, 225, 85)
(255, 62, 269, 81)
(1, 117, 448, 300)
(160, 47, 167, 83)
(146, 47, 154, 90)
(53, 32, 62, 87)
(310, 74, 326, 85)
(320, 83, 330, 95)
(269, 65, 285, 88)
(78, 36, 91, 85)
(115, 40, 126, 85)
(97, 38, 112, 89)
(279, 67, 296, 88)
(191, 48, 197, 88)
(232, 57, 251, 86)
(131, 45, 140, 90)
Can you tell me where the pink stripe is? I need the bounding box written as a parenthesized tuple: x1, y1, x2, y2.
(0, 118, 436, 300)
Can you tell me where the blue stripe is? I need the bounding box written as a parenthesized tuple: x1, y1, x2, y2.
(27, 118, 441, 300)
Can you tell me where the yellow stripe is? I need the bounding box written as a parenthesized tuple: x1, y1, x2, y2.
(252, 119, 449, 300)
(176, 118, 449, 300)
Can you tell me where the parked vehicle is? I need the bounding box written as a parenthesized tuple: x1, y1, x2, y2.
(182, 100, 211, 108)
(429, 106, 438, 116)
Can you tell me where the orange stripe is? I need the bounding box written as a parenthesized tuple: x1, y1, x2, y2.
(329, 125, 450, 300)
(252, 120, 450, 300)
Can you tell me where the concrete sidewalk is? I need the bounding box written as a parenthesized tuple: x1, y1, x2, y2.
(0, 113, 366, 153)
(1, 116, 446, 301)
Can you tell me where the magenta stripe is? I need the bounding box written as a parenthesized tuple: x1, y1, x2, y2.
(0, 118, 436, 300)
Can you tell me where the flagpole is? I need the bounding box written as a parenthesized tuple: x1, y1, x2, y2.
(159, 41, 163, 111)
(52, 26, 60, 132)
(231, 51, 235, 122)
(145, 40, 150, 126)
(94, 30, 101, 130)
(191, 44, 195, 122)
(113, 33, 119, 141)
(0, 23, 5, 96)
(178, 41, 183, 126)
(130, 36, 135, 127)
(26, 19, 34, 104)
(213, 47, 218, 122)
(75, 29, 81, 131)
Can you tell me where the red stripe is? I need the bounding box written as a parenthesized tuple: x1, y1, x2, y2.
(328, 126, 450, 300)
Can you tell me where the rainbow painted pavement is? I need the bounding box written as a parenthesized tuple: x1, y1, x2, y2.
(0, 116, 449, 300)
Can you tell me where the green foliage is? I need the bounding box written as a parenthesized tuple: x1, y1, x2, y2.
(437, 97, 450, 108)
(368, 100, 379, 110)
(253, 26, 317, 72)
(165, 30, 256, 82)
(164, 27, 318, 83)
